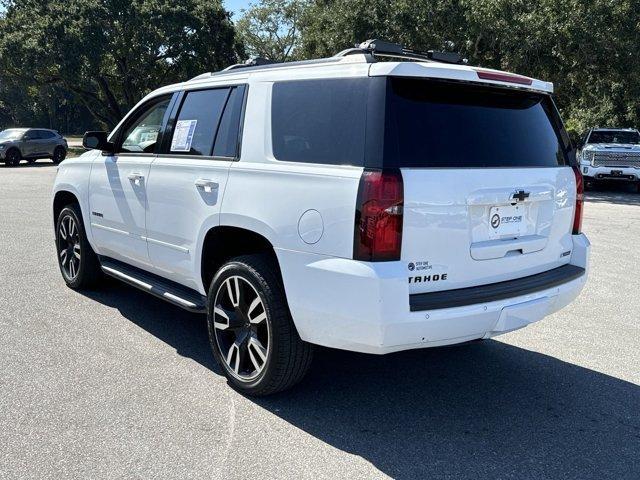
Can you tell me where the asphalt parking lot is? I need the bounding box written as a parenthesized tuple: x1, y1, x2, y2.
(1, 163, 639, 479)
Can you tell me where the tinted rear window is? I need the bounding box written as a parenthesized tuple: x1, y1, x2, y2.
(271, 78, 368, 166)
(171, 88, 228, 156)
(37, 130, 56, 139)
(213, 86, 245, 157)
(384, 78, 569, 168)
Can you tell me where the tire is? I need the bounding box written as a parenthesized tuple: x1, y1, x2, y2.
(52, 146, 66, 164)
(55, 204, 103, 289)
(4, 148, 21, 167)
(27, 158, 37, 165)
(206, 254, 313, 396)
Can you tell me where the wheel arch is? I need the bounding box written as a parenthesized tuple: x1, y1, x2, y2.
(5, 146, 21, 161)
(53, 190, 81, 227)
(200, 225, 282, 292)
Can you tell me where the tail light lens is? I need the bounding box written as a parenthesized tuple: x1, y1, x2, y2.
(353, 169, 404, 261)
(572, 165, 584, 234)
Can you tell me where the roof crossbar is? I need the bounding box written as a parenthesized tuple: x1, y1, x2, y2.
(339, 39, 467, 65)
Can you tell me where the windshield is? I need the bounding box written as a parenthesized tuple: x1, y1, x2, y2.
(587, 130, 640, 144)
(384, 78, 569, 168)
(0, 129, 25, 141)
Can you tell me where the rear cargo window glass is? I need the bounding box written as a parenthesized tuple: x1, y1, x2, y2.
(384, 78, 569, 168)
(271, 78, 368, 166)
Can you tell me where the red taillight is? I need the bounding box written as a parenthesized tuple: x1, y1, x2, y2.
(572, 165, 584, 234)
(476, 69, 533, 86)
(353, 169, 404, 261)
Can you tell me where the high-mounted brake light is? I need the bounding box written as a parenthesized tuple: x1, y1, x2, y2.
(476, 69, 533, 86)
(572, 166, 584, 234)
(353, 169, 404, 261)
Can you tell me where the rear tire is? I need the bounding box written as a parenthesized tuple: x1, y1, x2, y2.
(55, 204, 103, 289)
(52, 146, 66, 164)
(5, 148, 21, 167)
(206, 254, 313, 396)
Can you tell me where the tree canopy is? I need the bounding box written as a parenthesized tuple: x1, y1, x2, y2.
(0, 0, 639, 138)
(298, 0, 640, 138)
(0, 0, 242, 129)
(237, 0, 306, 62)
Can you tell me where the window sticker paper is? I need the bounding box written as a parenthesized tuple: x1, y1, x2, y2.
(171, 119, 198, 152)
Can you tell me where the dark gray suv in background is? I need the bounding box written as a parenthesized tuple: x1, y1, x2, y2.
(0, 128, 68, 166)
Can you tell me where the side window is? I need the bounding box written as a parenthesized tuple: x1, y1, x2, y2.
(37, 130, 55, 139)
(24, 130, 39, 140)
(120, 96, 171, 153)
(271, 78, 368, 166)
(170, 88, 229, 156)
(213, 86, 245, 157)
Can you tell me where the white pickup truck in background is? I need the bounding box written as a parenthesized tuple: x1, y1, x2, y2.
(578, 128, 640, 191)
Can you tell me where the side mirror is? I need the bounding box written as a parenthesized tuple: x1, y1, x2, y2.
(83, 131, 114, 152)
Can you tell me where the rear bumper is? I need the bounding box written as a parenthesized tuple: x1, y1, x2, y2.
(277, 234, 590, 354)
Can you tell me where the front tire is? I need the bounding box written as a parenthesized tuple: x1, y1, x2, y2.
(5, 148, 21, 167)
(207, 254, 313, 396)
(55, 204, 103, 289)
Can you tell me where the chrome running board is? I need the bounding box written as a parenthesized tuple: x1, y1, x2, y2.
(99, 257, 207, 314)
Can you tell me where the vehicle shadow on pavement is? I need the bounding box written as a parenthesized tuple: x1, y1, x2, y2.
(82, 284, 640, 480)
(585, 186, 640, 206)
(1, 162, 58, 168)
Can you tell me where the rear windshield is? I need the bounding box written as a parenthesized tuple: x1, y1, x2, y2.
(587, 130, 640, 144)
(384, 78, 569, 168)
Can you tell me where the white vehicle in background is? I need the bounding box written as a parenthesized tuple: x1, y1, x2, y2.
(578, 127, 640, 191)
(52, 39, 590, 396)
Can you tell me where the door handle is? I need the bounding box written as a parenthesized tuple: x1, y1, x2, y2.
(127, 173, 144, 186)
(194, 179, 218, 193)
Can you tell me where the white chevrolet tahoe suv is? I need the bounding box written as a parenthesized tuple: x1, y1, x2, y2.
(52, 40, 590, 395)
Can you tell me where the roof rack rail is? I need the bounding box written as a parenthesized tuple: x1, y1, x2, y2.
(189, 39, 467, 81)
(338, 39, 468, 65)
(222, 56, 277, 72)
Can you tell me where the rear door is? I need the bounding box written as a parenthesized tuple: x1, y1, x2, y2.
(36, 130, 57, 156)
(382, 77, 576, 294)
(145, 85, 246, 292)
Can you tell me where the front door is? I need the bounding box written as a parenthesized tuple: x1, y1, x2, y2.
(21, 130, 39, 157)
(145, 85, 246, 292)
(88, 95, 172, 269)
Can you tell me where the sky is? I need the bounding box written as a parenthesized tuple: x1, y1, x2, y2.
(224, 0, 252, 18)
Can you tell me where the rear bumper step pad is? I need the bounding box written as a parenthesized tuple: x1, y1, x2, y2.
(409, 264, 585, 312)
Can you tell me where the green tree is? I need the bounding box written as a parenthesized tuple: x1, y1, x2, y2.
(0, 0, 242, 128)
(237, 0, 307, 61)
(298, 0, 640, 137)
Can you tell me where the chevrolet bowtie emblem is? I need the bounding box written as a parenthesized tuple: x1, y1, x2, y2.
(512, 190, 530, 202)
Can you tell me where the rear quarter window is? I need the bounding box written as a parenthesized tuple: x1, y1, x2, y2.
(384, 78, 569, 168)
(271, 78, 368, 166)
